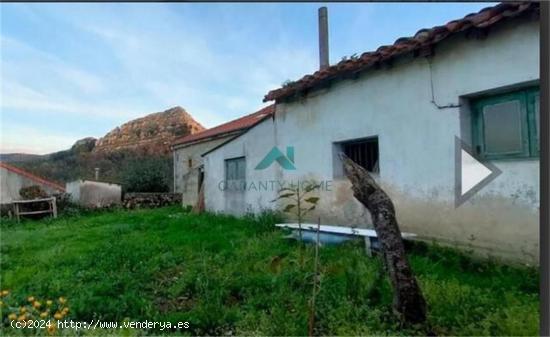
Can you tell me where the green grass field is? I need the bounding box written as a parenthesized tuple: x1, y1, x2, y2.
(0, 206, 539, 336)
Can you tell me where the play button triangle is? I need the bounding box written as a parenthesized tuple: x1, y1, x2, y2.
(461, 149, 492, 196)
(455, 137, 502, 208)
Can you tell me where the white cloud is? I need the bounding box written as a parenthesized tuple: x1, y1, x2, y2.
(0, 35, 154, 128)
(1, 36, 106, 95)
(0, 124, 78, 155)
(1, 3, 320, 153)
(1, 80, 141, 120)
(67, 5, 317, 125)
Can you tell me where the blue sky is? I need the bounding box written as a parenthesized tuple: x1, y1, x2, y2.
(1, 2, 495, 154)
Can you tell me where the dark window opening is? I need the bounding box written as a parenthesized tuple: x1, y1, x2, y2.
(342, 137, 379, 173)
(198, 167, 204, 193)
(225, 157, 246, 181)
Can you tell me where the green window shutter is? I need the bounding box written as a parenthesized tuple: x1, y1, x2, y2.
(472, 86, 539, 160)
(527, 89, 540, 156)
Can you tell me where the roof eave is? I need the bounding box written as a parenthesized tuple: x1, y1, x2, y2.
(172, 129, 247, 150)
(263, 2, 538, 103)
(200, 113, 273, 157)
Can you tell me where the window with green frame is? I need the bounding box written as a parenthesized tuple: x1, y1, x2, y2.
(472, 86, 540, 160)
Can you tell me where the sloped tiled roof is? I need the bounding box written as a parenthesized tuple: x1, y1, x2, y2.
(172, 104, 275, 147)
(0, 162, 66, 192)
(264, 2, 539, 102)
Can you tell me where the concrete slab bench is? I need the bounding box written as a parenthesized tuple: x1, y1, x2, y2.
(275, 223, 417, 256)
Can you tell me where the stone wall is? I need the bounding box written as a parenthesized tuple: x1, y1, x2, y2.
(123, 193, 182, 209)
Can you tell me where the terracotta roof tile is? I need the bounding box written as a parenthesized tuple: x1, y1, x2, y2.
(264, 2, 539, 102)
(172, 104, 275, 147)
(0, 162, 66, 192)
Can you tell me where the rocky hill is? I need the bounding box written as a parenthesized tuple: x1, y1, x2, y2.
(4, 106, 205, 188)
(93, 106, 204, 155)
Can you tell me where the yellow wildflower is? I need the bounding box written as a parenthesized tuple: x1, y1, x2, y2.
(53, 312, 63, 320)
(47, 324, 57, 335)
(40, 311, 48, 318)
(17, 315, 26, 322)
(19, 307, 26, 313)
(27, 296, 35, 302)
(58, 297, 66, 304)
(0, 300, 3, 306)
(46, 300, 53, 306)
(1, 290, 9, 296)
(8, 313, 17, 321)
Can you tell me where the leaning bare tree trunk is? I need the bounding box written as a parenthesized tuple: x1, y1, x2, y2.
(339, 153, 426, 324)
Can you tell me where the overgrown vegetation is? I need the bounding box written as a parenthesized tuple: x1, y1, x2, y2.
(13, 148, 173, 192)
(18, 186, 48, 200)
(119, 156, 171, 193)
(14, 186, 51, 216)
(0, 207, 539, 336)
(1, 292, 70, 336)
(271, 181, 322, 336)
(272, 181, 320, 255)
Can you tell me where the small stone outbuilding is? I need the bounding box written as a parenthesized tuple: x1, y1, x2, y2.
(66, 180, 121, 208)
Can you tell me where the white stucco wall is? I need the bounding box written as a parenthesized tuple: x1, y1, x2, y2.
(66, 180, 121, 208)
(173, 135, 235, 206)
(204, 119, 280, 216)
(203, 18, 540, 264)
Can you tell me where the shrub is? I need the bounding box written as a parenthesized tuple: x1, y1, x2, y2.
(247, 209, 284, 232)
(119, 157, 171, 193)
(0, 204, 16, 221)
(52, 193, 92, 217)
(19, 185, 48, 200)
(16, 186, 52, 218)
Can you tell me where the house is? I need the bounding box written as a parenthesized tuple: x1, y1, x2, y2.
(171, 105, 274, 206)
(202, 2, 540, 263)
(0, 162, 65, 204)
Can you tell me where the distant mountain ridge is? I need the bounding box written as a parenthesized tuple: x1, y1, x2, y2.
(0, 153, 46, 163)
(1, 106, 205, 186)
